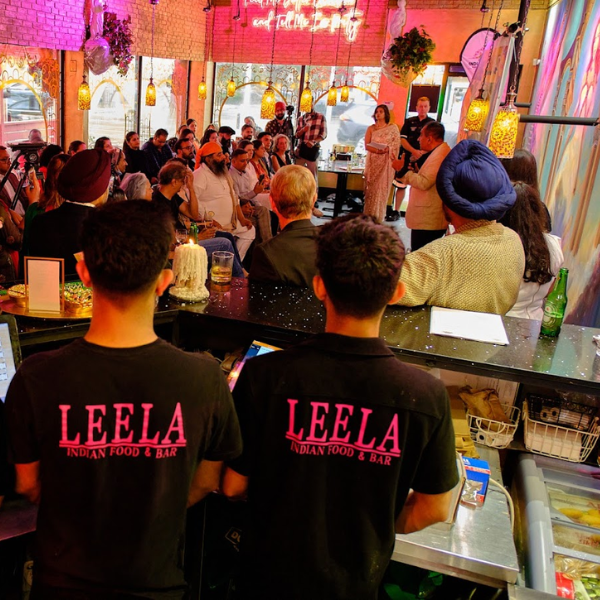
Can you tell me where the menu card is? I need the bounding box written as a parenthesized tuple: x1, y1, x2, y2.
(429, 306, 509, 345)
(26, 257, 63, 312)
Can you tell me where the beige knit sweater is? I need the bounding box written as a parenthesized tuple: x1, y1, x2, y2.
(396, 221, 526, 315)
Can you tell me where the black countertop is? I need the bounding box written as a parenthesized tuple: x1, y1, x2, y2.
(10, 279, 600, 394)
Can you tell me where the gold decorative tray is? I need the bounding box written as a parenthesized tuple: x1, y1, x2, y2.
(1, 298, 92, 320)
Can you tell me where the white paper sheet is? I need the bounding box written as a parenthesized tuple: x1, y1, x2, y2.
(429, 307, 509, 345)
(27, 259, 61, 312)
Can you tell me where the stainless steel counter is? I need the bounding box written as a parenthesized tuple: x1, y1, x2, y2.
(392, 446, 519, 588)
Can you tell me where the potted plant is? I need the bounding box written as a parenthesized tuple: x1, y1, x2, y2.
(382, 26, 436, 87)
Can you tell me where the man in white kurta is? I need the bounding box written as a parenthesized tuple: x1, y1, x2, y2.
(193, 142, 255, 260)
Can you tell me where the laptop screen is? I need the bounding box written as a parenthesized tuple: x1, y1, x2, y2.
(227, 340, 280, 391)
(0, 316, 21, 402)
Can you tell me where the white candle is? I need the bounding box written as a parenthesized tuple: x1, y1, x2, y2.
(169, 240, 210, 302)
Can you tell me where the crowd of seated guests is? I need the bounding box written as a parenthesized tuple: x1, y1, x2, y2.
(0, 123, 563, 322)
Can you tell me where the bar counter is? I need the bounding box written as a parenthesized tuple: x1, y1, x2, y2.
(12, 279, 600, 400)
(7, 279, 600, 591)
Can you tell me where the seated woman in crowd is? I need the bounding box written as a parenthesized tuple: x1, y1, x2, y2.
(502, 181, 564, 320)
(501, 149, 552, 231)
(120, 172, 152, 201)
(250, 140, 270, 188)
(123, 131, 148, 175)
(22, 153, 69, 265)
(238, 139, 254, 160)
(270, 134, 293, 172)
(67, 140, 86, 155)
(110, 148, 128, 192)
(94, 137, 113, 152)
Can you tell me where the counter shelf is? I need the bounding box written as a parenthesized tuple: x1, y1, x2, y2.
(393, 445, 519, 589)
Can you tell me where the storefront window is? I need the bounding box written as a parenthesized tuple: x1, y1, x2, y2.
(310, 65, 380, 156)
(88, 61, 138, 150)
(139, 57, 178, 142)
(213, 63, 380, 154)
(0, 46, 59, 146)
(214, 63, 302, 133)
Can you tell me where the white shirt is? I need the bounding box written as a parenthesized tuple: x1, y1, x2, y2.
(507, 233, 564, 320)
(229, 165, 258, 201)
(193, 163, 238, 229)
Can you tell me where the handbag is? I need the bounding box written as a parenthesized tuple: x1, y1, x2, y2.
(297, 141, 320, 162)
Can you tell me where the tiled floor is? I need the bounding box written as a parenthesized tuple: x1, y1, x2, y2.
(311, 195, 411, 252)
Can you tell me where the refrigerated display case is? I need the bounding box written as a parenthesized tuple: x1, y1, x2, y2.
(514, 453, 600, 598)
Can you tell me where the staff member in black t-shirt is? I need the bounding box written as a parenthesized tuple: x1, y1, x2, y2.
(6, 201, 241, 599)
(223, 214, 458, 600)
(390, 96, 435, 220)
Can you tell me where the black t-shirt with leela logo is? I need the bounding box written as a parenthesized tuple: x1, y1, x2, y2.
(230, 333, 458, 600)
(6, 338, 241, 598)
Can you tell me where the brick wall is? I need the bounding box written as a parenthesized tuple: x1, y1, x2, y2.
(211, 0, 548, 67)
(0, 0, 209, 62)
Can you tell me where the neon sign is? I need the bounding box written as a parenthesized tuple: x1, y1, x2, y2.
(245, 0, 363, 43)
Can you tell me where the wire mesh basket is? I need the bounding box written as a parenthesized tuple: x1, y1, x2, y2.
(467, 404, 520, 449)
(523, 399, 600, 463)
(527, 394, 598, 431)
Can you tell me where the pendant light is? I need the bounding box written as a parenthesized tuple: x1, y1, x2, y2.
(327, 6, 345, 107)
(227, 2, 239, 98)
(78, 74, 91, 110)
(464, 0, 504, 132)
(464, 88, 489, 132)
(488, 88, 519, 159)
(327, 86, 337, 107)
(300, 2, 317, 113)
(340, 2, 355, 104)
(198, 0, 213, 100)
(260, 0, 278, 119)
(300, 84, 313, 113)
(145, 0, 158, 106)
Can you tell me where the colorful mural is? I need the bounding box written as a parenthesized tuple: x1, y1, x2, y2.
(523, 0, 600, 327)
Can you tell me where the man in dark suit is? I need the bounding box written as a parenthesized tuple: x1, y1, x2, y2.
(249, 165, 318, 287)
(29, 149, 111, 275)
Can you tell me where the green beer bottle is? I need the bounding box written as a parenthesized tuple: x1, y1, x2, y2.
(540, 268, 569, 337)
(189, 222, 199, 244)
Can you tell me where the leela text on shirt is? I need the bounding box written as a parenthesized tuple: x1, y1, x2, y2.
(285, 399, 401, 466)
(58, 403, 186, 460)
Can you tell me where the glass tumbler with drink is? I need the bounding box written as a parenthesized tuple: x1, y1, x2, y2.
(211, 251, 234, 285)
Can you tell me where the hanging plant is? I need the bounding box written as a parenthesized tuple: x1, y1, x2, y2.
(103, 13, 134, 76)
(382, 26, 436, 86)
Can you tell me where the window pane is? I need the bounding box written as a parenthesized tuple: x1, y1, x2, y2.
(88, 62, 138, 149)
(310, 65, 380, 156)
(214, 63, 302, 132)
(139, 57, 178, 142)
(213, 63, 380, 156)
(0, 46, 59, 145)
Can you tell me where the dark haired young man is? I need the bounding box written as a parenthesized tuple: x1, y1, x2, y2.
(7, 201, 241, 599)
(223, 214, 458, 600)
(142, 128, 174, 184)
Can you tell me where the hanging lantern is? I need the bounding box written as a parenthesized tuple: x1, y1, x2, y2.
(145, 77, 156, 106)
(488, 91, 519, 159)
(260, 82, 276, 119)
(300, 83, 313, 113)
(78, 74, 91, 111)
(464, 89, 489, 133)
(198, 78, 207, 100)
(327, 85, 337, 107)
(227, 78, 236, 97)
(340, 82, 350, 103)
